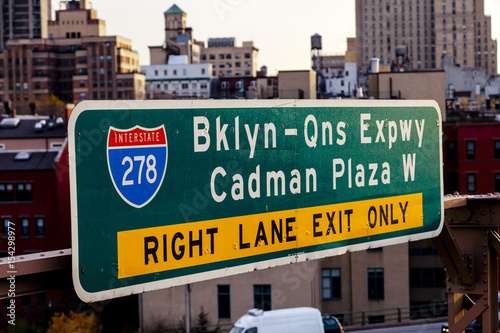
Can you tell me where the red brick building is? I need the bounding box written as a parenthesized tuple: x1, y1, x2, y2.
(443, 121, 500, 195)
(0, 115, 71, 326)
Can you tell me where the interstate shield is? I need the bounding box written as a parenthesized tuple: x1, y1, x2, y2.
(107, 125, 167, 208)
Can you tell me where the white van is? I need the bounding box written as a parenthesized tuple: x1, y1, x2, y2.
(229, 307, 324, 333)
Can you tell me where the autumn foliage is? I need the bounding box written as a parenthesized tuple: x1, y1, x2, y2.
(47, 310, 100, 333)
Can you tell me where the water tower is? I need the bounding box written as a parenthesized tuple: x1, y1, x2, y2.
(311, 33, 322, 71)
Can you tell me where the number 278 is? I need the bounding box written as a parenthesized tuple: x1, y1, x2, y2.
(122, 155, 157, 186)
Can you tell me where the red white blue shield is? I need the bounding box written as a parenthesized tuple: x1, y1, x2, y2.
(107, 125, 167, 208)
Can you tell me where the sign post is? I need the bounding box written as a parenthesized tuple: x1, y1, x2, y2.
(68, 100, 443, 302)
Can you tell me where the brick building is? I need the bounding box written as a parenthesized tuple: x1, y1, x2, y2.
(443, 121, 500, 195)
(356, 0, 497, 75)
(0, 115, 71, 327)
(0, 0, 145, 115)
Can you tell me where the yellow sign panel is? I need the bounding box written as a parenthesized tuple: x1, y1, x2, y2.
(117, 193, 423, 279)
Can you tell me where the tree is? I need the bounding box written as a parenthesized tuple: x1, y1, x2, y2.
(193, 307, 209, 333)
(46, 310, 101, 333)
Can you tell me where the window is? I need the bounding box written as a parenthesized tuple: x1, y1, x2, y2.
(79, 80, 85, 88)
(37, 292, 46, 307)
(447, 171, 459, 194)
(21, 217, 29, 237)
(495, 140, 500, 159)
(35, 217, 44, 237)
(2, 217, 11, 237)
(447, 140, 457, 160)
(367, 315, 385, 324)
(0, 184, 12, 201)
(0, 182, 31, 202)
(219, 54, 224, 60)
(410, 268, 446, 288)
(496, 173, 500, 193)
(235, 53, 241, 59)
(21, 295, 31, 308)
(467, 173, 476, 193)
(181, 83, 189, 90)
(409, 239, 437, 256)
(322, 269, 341, 300)
(201, 68, 205, 75)
(466, 141, 475, 160)
(244, 53, 251, 59)
(16, 183, 32, 202)
(218, 285, 231, 319)
(253, 284, 271, 310)
(367, 268, 384, 300)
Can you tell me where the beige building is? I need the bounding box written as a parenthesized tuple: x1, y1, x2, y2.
(256, 76, 278, 99)
(0, 0, 145, 113)
(142, 243, 413, 330)
(149, 5, 259, 78)
(200, 38, 259, 78)
(0, 0, 51, 50)
(314, 38, 357, 79)
(356, 0, 497, 75)
(278, 70, 317, 99)
(368, 70, 447, 119)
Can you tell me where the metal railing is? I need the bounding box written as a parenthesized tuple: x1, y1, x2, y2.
(143, 302, 447, 332)
(326, 301, 448, 327)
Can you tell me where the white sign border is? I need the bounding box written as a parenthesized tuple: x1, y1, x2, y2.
(68, 99, 444, 303)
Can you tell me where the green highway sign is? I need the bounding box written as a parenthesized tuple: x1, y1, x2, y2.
(68, 100, 443, 302)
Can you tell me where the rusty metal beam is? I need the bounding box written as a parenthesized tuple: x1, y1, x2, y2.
(0, 249, 71, 299)
(489, 230, 500, 254)
(449, 297, 487, 333)
(444, 195, 468, 209)
(433, 222, 473, 286)
(437, 194, 500, 333)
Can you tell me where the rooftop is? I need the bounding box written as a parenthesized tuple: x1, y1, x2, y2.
(0, 116, 66, 139)
(0, 151, 59, 171)
(165, 4, 184, 14)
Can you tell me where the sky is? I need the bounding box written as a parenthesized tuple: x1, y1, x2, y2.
(52, 0, 500, 75)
